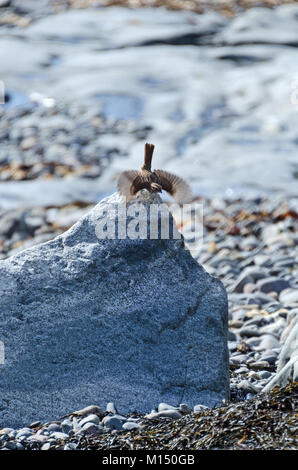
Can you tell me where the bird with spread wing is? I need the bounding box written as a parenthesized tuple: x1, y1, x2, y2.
(117, 143, 193, 203)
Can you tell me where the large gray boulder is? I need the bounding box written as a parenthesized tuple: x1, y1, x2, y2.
(0, 192, 229, 428)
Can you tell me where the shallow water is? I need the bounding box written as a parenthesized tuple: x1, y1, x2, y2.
(93, 93, 144, 120)
(2, 90, 32, 109)
(1, 5, 298, 207)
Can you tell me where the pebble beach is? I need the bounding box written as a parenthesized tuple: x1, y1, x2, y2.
(0, 0, 297, 451)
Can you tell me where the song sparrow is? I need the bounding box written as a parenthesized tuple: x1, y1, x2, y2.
(117, 143, 193, 203)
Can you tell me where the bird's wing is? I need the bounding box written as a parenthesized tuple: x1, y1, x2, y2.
(117, 170, 139, 197)
(154, 169, 193, 203)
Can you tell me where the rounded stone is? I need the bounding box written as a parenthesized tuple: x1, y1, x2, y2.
(106, 402, 117, 414)
(47, 423, 62, 433)
(248, 361, 271, 371)
(79, 414, 100, 427)
(179, 404, 192, 414)
(158, 403, 178, 412)
(61, 419, 73, 434)
(122, 422, 142, 431)
(80, 422, 103, 436)
(102, 416, 125, 431)
(15, 428, 33, 439)
(194, 404, 209, 414)
(156, 409, 182, 419)
(257, 277, 290, 294)
(49, 431, 69, 440)
(256, 334, 280, 351)
(41, 443, 51, 451)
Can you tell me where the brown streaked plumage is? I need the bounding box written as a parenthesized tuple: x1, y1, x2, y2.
(117, 143, 193, 203)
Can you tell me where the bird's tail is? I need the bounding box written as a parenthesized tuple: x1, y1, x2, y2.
(142, 143, 155, 171)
